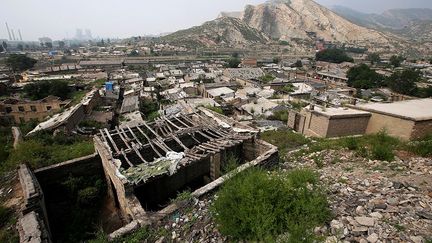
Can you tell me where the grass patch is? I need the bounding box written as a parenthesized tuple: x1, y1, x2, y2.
(404, 134, 432, 157)
(204, 105, 224, 115)
(90, 226, 169, 243)
(0, 205, 18, 243)
(3, 131, 94, 171)
(260, 129, 310, 156)
(211, 168, 330, 242)
(222, 154, 240, 174)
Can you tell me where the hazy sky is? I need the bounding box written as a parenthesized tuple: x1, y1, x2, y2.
(2, 0, 432, 41)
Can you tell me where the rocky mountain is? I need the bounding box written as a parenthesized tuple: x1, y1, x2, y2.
(161, 17, 269, 48)
(242, 0, 389, 43)
(163, 0, 400, 48)
(218, 11, 243, 19)
(392, 20, 432, 41)
(332, 6, 432, 29)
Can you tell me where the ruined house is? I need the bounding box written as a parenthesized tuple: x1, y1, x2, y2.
(94, 109, 278, 231)
(0, 96, 70, 124)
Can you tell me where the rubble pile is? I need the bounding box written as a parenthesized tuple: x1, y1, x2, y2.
(286, 149, 432, 243)
(156, 195, 225, 242)
(154, 148, 431, 242)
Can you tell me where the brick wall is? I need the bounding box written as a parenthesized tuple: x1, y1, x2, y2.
(326, 116, 370, 138)
(411, 120, 432, 140)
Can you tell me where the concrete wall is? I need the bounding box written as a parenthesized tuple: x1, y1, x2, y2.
(365, 112, 415, 141)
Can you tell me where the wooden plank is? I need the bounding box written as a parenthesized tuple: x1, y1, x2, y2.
(121, 150, 134, 168)
(131, 142, 148, 164)
(170, 134, 189, 151)
(173, 116, 190, 128)
(104, 128, 120, 153)
(116, 127, 131, 150)
(99, 129, 108, 144)
(136, 126, 163, 158)
(126, 126, 143, 147)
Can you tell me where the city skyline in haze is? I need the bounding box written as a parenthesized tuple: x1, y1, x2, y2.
(2, 0, 432, 41)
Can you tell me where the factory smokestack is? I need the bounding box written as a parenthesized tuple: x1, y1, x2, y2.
(11, 29, 16, 41)
(18, 29, 23, 41)
(5, 23, 12, 40)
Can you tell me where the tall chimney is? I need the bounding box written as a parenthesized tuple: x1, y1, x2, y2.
(18, 29, 23, 41)
(5, 23, 12, 40)
(11, 29, 16, 41)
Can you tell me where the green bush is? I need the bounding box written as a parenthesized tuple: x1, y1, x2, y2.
(211, 168, 330, 242)
(405, 135, 432, 157)
(0, 206, 11, 228)
(222, 154, 240, 174)
(371, 144, 395, 161)
(344, 137, 359, 151)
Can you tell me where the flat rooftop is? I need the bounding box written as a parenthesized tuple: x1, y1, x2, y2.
(354, 99, 432, 121)
(309, 105, 371, 118)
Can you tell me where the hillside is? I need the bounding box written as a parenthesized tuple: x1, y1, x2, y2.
(161, 17, 269, 48)
(242, 0, 389, 44)
(332, 6, 432, 30)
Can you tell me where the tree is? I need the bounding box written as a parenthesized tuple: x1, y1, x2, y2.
(128, 50, 139, 57)
(390, 55, 404, 68)
(387, 69, 421, 95)
(5, 54, 37, 72)
(45, 42, 53, 49)
(273, 57, 281, 64)
(17, 44, 24, 51)
(294, 60, 303, 68)
(366, 53, 381, 65)
(315, 48, 354, 63)
(58, 41, 66, 49)
(23, 80, 71, 100)
(227, 58, 241, 68)
(347, 64, 384, 89)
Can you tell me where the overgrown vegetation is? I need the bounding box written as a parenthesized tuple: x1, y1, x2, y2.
(386, 69, 422, 96)
(90, 226, 169, 243)
(259, 74, 276, 83)
(268, 110, 289, 122)
(204, 105, 224, 115)
(5, 54, 37, 72)
(347, 64, 384, 89)
(260, 129, 309, 156)
(0, 205, 18, 243)
(222, 154, 240, 174)
(262, 129, 432, 163)
(139, 99, 160, 122)
(23, 80, 72, 100)
(211, 168, 330, 242)
(53, 174, 106, 242)
(315, 48, 354, 64)
(3, 131, 94, 171)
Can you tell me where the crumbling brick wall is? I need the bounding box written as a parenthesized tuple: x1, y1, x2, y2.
(17, 164, 51, 243)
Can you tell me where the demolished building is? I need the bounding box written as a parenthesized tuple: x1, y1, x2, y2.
(94, 109, 279, 234)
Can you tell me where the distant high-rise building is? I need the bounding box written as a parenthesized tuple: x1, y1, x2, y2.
(85, 29, 92, 40)
(75, 28, 83, 40)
